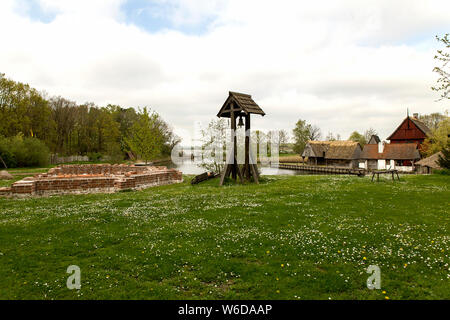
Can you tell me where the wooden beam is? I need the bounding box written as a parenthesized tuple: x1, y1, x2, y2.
(251, 163, 259, 184)
(231, 106, 237, 180)
(235, 157, 244, 183)
(244, 114, 250, 180)
(219, 144, 234, 186)
(249, 151, 259, 184)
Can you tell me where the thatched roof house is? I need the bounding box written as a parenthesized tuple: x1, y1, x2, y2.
(302, 141, 362, 168)
(415, 152, 443, 174)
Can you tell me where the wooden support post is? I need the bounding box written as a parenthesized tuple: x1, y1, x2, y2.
(249, 151, 259, 184)
(244, 114, 250, 180)
(220, 151, 233, 186)
(231, 108, 237, 181)
(236, 155, 244, 183)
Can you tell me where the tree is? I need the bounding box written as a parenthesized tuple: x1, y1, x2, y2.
(154, 114, 181, 156)
(308, 125, 322, 141)
(0, 73, 177, 162)
(363, 128, 378, 143)
(326, 132, 342, 141)
(125, 108, 163, 164)
(199, 118, 228, 173)
(438, 142, 450, 169)
(277, 129, 289, 153)
(422, 114, 450, 157)
(349, 131, 366, 146)
(292, 120, 322, 154)
(279, 130, 289, 144)
(419, 112, 447, 130)
(292, 120, 310, 154)
(49, 97, 79, 154)
(270, 129, 290, 148)
(348, 128, 378, 147)
(432, 34, 449, 100)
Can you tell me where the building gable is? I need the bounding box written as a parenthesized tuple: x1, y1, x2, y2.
(368, 135, 381, 144)
(387, 117, 430, 141)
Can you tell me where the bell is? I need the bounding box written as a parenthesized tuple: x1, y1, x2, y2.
(238, 115, 244, 127)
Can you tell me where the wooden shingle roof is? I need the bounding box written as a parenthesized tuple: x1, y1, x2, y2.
(410, 118, 432, 136)
(387, 116, 431, 140)
(217, 92, 265, 118)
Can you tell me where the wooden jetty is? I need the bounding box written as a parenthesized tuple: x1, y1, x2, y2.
(273, 163, 367, 176)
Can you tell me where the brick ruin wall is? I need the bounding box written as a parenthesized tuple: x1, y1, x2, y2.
(0, 164, 183, 197)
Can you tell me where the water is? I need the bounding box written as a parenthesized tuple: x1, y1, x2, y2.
(162, 160, 323, 176)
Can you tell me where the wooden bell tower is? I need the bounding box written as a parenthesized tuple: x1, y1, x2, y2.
(216, 92, 265, 186)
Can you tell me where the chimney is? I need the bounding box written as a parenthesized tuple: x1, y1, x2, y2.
(378, 141, 384, 154)
(413, 113, 419, 119)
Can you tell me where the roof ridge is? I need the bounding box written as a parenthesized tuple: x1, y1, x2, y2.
(229, 91, 251, 97)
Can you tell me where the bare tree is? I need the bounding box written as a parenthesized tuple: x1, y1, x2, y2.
(419, 112, 447, 130)
(363, 128, 378, 142)
(199, 118, 228, 173)
(308, 125, 322, 140)
(326, 132, 336, 141)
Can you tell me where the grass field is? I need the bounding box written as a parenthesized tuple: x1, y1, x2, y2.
(0, 174, 448, 300)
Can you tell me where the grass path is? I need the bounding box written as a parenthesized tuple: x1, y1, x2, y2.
(0, 174, 448, 299)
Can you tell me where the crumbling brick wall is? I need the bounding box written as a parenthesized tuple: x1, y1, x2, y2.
(1, 165, 183, 197)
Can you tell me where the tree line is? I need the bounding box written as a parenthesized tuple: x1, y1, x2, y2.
(0, 73, 179, 167)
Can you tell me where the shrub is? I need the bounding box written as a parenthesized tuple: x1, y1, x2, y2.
(87, 152, 103, 162)
(0, 136, 16, 168)
(434, 169, 450, 175)
(437, 142, 450, 169)
(21, 137, 50, 167)
(0, 135, 50, 168)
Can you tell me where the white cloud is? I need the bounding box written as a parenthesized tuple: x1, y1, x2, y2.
(0, 0, 448, 143)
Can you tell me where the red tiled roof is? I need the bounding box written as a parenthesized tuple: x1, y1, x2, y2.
(361, 143, 421, 160)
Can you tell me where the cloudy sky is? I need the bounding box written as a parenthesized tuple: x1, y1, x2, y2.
(1, 0, 449, 143)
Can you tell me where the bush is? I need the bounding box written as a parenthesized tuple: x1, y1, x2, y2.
(0, 136, 16, 168)
(87, 152, 103, 162)
(437, 142, 450, 169)
(0, 135, 50, 168)
(434, 169, 450, 175)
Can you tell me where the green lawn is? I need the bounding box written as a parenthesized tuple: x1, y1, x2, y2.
(0, 174, 448, 300)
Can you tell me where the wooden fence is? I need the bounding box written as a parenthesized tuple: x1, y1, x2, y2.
(274, 163, 367, 176)
(50, 155, 89, 165)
